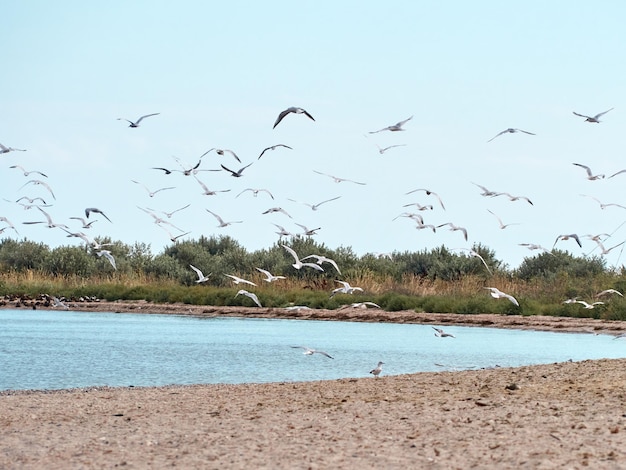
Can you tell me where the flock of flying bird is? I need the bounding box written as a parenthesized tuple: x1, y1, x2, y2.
(4, 104, 626, 371)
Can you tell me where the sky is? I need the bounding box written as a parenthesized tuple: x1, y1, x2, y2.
(3, 1, 626, 269)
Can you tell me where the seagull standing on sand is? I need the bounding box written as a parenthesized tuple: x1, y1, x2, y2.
(235, 289, 262, 307)
(369, 361, 384, 377)
(291, 346, 333, 359)
(487, 128, 535, 142)
(273, 107, 315, 128)
(189, 264, 211, 283)
(485, 287, 519, 306)
(117, 113, 160, 127)
(573, 108, 613, 123)
(369, 115, 413, 134)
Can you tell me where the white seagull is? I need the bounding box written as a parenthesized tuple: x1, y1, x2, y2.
(574, 300, 604, 309)
(472, 182, 499, 197)
(596, 289, 623, 298)
(405, 188, 445, 210)
(96, 250, 116, 270)
(221, 162, 253, 177)
(19, 179, 56, 200)
(553, 233, 582, 249)
(313, 170, 366, 185)
(258, 144, 293, 159)
(282, 244, 325, 271)
(437, 223, 468, 241)
(273, 107, 315, 128)
(225, 274, 257, 286)
(138, 207, 185, 232)
(194, 176, 231, 196)
(288, 196, 341, 211)
(573, 108, 613, 123)
(22, 207, 68, 229)
(9, 165, 47, 178)
(485, 287, 519, 306)
(374, 143, 407, 154)
(255, 267, 286, 283)
(291, 346, 333, 359)
(237, 188, 274, 199)
(369, 115, 413, 134)
(85, 207, 112, 223)
(487, 128, 535, 142)
(573, 163, 605, 180)
(580, 194, 626, 210)
(453, 248, 492, 275)
(207, 148, 241, 163)
(262, 207, 293, 218)
(190, 264, 211, 283)
(301, 254, 341, 274)
(432, 327, 455, 338)
(205, 209, 243, 227)
(235, 289, 262, 307)
(295, 223, 321, 236)
(487, 210, 520, 230)
(131, 180, 175, 197)
(369, 361, 384, 377)
(493, 192, 533, 205)
(331, 280, 363, 297)
(0, 142, 26, 154)
(69, 217, 98, 229)
(117, 113, 160, 127)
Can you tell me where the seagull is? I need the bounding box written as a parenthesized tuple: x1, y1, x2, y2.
(262, 207, 293, 218)
(301, 254, 341, 274)
(574, 300, 604, 309)
(437, 223, 468, 241)
(291, 346, 333, 359)
(369, 361, 384, 377)
(9, 165, 48, 178)
(472, 182, 499, 197)
(22, 207, 68, 229)
(596, 289, 623, 298)
(225, 274, 257, 286)
(194, 176, 231, 196)
(282, 244, 325, 271)
(189, 264, 211, 283)
(236, 188, 274, 199)
(52, 297, 69, 310)
(518, 243, 553, 254)
(152, 167, 175, 175)
(573, 163, 605, 180)
(255, 268, 286, 283)
(138, 207, 185, 231)
(62, 229, 112, 250)
(295, 223, 321, 236)
(131, 180, 175, 197)
(19, 179, 56, 200)
(405, 188, 445, 210)
(159, 226, 191, 242)
(553, 233, 582, 249)
(0, 142, 26, 154)
(369, 115, 413, 134)
(580, 194, 626, 210)
(15, 196, 48, 205)
(414, 222, 437, 233)
(345, 301, 382, 309)
(453, 248, 492, 275)
(393, 212, 424, 224)
(173, 157, 202, 176)
(258, 144, 293, 159)
(374, 143, 407, 154)
(487, 128, 535, 142)
(149, 204, 191, 218)
(272, 223, 294, 237)
(573, 108, 613, 123)
(273, 107, 315, 128)
(608, 169, 626, 179)
(207, 148, 241, 163)
(331, 280, 363, 297)
(205, 209, 243, 228)
(70, 217, 98, 229)
(235, 289, 262, 307)
(487, 210, 520, 229)
(432, 327, 455, 338)
(591, 239, 625, 256)
(402, 202, 433, 211)
(117, 113, 160, 127)
(493, 192, 533, 205)
(485, 287, 519, 306)
(85, 207, 112, 223)
(313, 170, 366, 185)
(96, 250, 117, 270)
(221, 162, 253, 177)
(288, 196, 341, 211)
(0, 216, 19, 234)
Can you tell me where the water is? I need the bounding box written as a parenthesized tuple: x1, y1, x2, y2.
(1, 309, 624, 391)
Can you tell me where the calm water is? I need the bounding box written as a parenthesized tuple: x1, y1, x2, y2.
(1, 309, 624, 391)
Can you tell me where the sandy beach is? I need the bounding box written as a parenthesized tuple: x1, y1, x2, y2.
(2, 301, 626, 468)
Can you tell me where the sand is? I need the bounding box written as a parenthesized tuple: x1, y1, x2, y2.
(2, 301, 626, 469)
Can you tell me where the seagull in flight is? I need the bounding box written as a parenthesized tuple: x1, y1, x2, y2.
(472, 182, 499, 197)
(255, 267, 286, 283)
(258, 144, 292, 159)
(301, 254, 341, 274)
(85, 207, 112, 223)
(291, 346, 333, 359)
(518, 243, 553, 254)
(487, 128, 535, 142)
(405, 188, 445, 210)
(591, 239, 625, 256)
(580, 194, 626, 210)
(237, 188, 274, 199)
(221, 162, 253, 177)
(331, 280, 363, 296)
(273, 107, 315, 129)
(225, 274, 257, 286)
(138, 207, 185, 231)
(189, 264, 211, 283)
(369, 115, 413, 134)
(272, 223, 294, 237)
(159, 226, 190, 243)
(117, 113, 160, 127)
(194, 176, 231, 196)
(313, 170, 365, 185)
(282, 244, 325, 271)
(493, 192, 533, 205)
(69, 217, 98, 229)
(574, 300, 604, 309)
(437, 222, 468, 241)
(596, 289, 623, 298)
(485, 287, 519, 306)
(131, 180, 175, 197)
(288, 196, 341, 211)
(487, 210, 520, 230)
(374, 143, 407, 154)
(573, 163, 605, 180)
(453, 248, 492, 275)
(96, 250, 116, 270)
(207, 148, 241, 163)
(262, 207, 293, 218)
(432, 327, 455, 338)
(295, 223, 321, 236)
(148, 204, 191, 219)
(553, 233, 582, 249)
(206, 209, 243, 228)
(0, 142, 26, 154)
(9, 165, 47, 178)
(369, 361, 384, 377)
(236, 289, 263, 307)
(19, 179, 56, 200)
(573, 108, 613, 123)
(22, 207, 68, 229)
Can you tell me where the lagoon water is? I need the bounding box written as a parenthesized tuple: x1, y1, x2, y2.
(1, 309, 624, 391)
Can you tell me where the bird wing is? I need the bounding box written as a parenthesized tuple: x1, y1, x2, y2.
(206, 209, 225, 225)
(487, 130, 507, 142)
(273, 109, 292, 128)
(573, 111, 592, 119)
(595, 108, 614, 119)
(189, 264, 205, 279)
(135, 113, 160, 124)
(573, 163, 593, 177)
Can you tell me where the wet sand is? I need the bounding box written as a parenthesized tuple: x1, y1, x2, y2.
(2, 301, 626, 469)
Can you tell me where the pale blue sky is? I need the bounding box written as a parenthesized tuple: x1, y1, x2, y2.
(3, 2, 626, 268)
